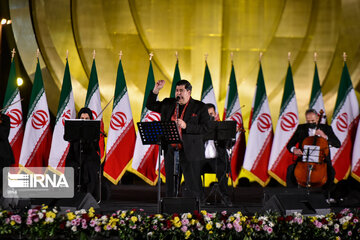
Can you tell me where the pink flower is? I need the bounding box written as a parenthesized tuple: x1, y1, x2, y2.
(315, 221, 322, 228)
(71, 220, 77, 226)
(11, 215, 22, 224)
(255, 225, 261, 231)
(267, 227, 273, 234)
(106, 225, 112, 230)
(221, 225, 226, 230)
(33, 218, 39, 223)
(120, 220, 125, 225)
(221, 210, 227, 215)
(152, 225, 158, 230)
(5, 218, 10, 224)
(348, 231, 352, 236)
(227, 223, 233, 229)
(82, 223, 88, 229)
(89, 220, 96, 227)
(334, 228, 339, 233)
(181, 225, 188, 232)
(181, 219, 189, 225)
(354, 218, 359, 223)
(234, 223, 242, 233)
(130, 224, 137, 229)
(95, 225, 101, 232)
(82, 219, 87, 225)
(26, 219, 33, 225)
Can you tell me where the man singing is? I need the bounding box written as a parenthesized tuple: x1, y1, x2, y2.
(146, 79, 210, 198)
(286, 109, 341, 189)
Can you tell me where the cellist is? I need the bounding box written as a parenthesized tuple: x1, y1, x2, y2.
(286, 109, 340, 189)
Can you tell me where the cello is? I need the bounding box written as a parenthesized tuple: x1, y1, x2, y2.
(294, 110, 329, 188)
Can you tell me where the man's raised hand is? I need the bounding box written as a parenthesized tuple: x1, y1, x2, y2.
(153, 80, 165, 94)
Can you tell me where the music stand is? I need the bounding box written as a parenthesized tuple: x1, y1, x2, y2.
(203, 120, 236, 205)
(64, 119, 101, 198)
(137, 121, 181, 212)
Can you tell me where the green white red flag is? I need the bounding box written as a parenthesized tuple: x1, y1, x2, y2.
(268, 63, 299, 186)
(331, 61, 359, 182)
(243, 63, 273, 186)
(309, 62, 327, 123)
(223, 63, 245, 183)
(85, 58, 105, 161)
(19, 58, 52, 167)
(131, 60, 161, 185)
(201, 61, 219, 120)
(104, 58, 136, 184)
(3, 56, 23, 166)
(48, 59, 76, 172)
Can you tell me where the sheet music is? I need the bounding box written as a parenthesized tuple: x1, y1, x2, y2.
(303, 145, 320, 163)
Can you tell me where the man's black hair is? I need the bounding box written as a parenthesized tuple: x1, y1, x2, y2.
(78, 107, 93, 119)
(305, 108, 318, 116)
(176, 79, 192, 91)
(205, 103, 216, 111)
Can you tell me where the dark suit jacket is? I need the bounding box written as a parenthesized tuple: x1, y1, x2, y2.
(0, 113, 15, 167)
(146, 91, 210, 162)
(286, 123, 341, 162)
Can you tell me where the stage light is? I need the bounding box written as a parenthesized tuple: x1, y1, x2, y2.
(17, 77, 23, 87)
(1, 18, 11, 25)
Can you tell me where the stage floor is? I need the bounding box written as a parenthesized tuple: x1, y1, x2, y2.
(97, 181, 360, 215)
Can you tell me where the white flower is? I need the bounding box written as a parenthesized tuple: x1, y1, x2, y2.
(66, 221, 71, 227)
(71, 225, 77, 232)
(45, 217, 54, 223)
(216, 222, 222, 229)
(38, 213, 44, 219)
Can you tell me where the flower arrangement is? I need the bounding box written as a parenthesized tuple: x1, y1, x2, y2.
(1, 206, 360, 239)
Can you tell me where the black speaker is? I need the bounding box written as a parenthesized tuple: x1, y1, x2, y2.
(0, 197, 31, 210)
(161, 197, 199, 214)
(263, 191, 330, 215)
(54, 192, 100, 212)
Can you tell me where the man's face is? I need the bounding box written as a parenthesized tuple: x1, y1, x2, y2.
(305, 112, 318, 124)
(80, 113, 91, 120)
(208, 107, 216, 119)
(175, 85, 191, 105)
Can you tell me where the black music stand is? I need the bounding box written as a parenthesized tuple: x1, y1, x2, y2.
(137, 121, 181, 212)
(64, 119, 101, 196)
(203, 120, 236, 205)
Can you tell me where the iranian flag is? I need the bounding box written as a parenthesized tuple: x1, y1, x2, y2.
(19, 58, 52, 167)
(268, 63, 299, 186)
(3, 55, 23, 166)
(223, 63, 245, 183)
(243, 63, 273, 186)
(331, 61, 359, 182)
(131, 60, 161, 185)
(48, 59, 76, 172)
(201, 61, 219, 120)
(170, 59, 181, 98)
(104, 58, 136, 184)
(85, 58, 105, 161)
(309, 62, 327, 123)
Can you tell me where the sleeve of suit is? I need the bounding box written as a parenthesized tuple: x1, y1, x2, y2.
(184, 103, 210, 134)
(0, 114, 10, 140)
(146, 91, 162, 113)
(324, 125, 341, 148)
(286, 126, 301, 152)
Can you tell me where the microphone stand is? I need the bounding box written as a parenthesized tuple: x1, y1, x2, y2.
(174, 97, 180, 197)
